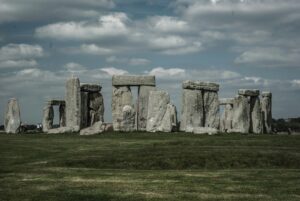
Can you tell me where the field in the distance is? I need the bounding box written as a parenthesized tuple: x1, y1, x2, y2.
(0, 132, 300, 201)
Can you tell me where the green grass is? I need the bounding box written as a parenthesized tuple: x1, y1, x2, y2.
(0, 132, 300, 201)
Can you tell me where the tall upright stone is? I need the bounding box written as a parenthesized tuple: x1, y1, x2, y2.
(42, 103, 54, 132)
(180, 89, 204, 131)
(158, 103, 178, 132)
(65, 77, 81, 131)
(146, 90, 170, 132)
(112, 86, 133, 131)
(250, 96, 263, 134)
(4, 98, 21, 134)
(219, 98, 234, 133)
(59, 104, 66, 127)
(203, 91, 220, 129)
(232, 95, 250, 133)
(261, 92, 272, 134)
(89, 92, 104, 125)
(138, 86, 156, 131)
(121, 105, 136, 132)
(80, 91, 89, 128)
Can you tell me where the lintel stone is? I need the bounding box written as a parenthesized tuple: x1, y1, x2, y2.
(182, 80, 219, 92)
(112, 75, 155, 86)
(80, 83, 102, 92)
(48, 100, 65, 106)
(262, 91, 272, 97)
(219, 98, 234, 105)
(238, 89, 260, 96)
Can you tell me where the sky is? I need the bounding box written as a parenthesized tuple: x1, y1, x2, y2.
(0, 0, 300, 124)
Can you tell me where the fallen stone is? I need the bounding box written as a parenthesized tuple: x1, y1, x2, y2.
(182, 80, 219, 92)
(180, 89, 204, 131)
(238, 89, 260, 97)
(138, 86, 156, 131)
(203, 91, 220, 129)
(112, 75, 155, 86)
(42, 104, 54, 132)
(80, 121, 104, 135)
(193, 127, 219, 135)
(232, 95, 250, 133)
(65, 77, 81, 130)
(121, 105, 136, 132)
(112, 86, 133, 131)
(80, 83, 102, 92)
(158, 104, 178, 132)
(146, 90, 170, 132)
(47, 126, 80, 134)
(4, 98, 21, 134)
(250, 96, 263, 134)
(261, 92, 272, 134)
(219, 98, 234, 105)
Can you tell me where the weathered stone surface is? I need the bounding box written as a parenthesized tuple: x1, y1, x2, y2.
(232, 95, 250, 133)
(182, 81, 219, 92)
(146, 90, 170, 132)
(158, 104, 178, 132)
(65, 77, 81, 130)
(80, 91, 89, 128)
(138, 86, 156, 131)
(59, 104, 66, 127)
(112, 86, 133, 131)
(261, 92, 272, 134)
(203, 91, 220, 129)
(193, 127, 219, 135)
(42, 104, 54, 132)
(104, 123, 113, 132)
(250, 96, 263, 134)
(220, 103, 234, 133)
(121, 105, 136, 132)
(238, 89, 260, 97)
(4, 98, 21, 134)
(112, 75, 155, 86)
(89, 92, 104, 125)
(48, 100, 65, 106)
(80, 83, 102, 92)
(219, 98, 234, 105)
(47, 126, 79, 134)
(180, 89, 204, 131)
(80, 121, 104, 135)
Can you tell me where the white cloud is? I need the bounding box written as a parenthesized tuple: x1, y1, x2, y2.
(129, 58, 150, 66)
(100, 67, 128, 76)
(147, 16, 189, 33)
(0, 59, 38, 69)
(63, 62, 87, 72)
(106, 56, 150, 66)
(0, 44, 43, 61)
(147, 67, 186, 78)
(35, 13, 129, 40)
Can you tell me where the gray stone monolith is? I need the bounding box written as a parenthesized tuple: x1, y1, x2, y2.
(138, 86, 156, 131)
(65, 77, 81, 132)
(158, 104, 178, 132)
(4, 98, 21, 134)
(180, 89, 204, 131)
(80, 91, 89, 128)
(121, 105, 136, 132)
(203, 91, 220, 129)
(232, 95, 250, 133)
(112, 86, 133, 131)
(261, 92, 272, 134)
(59, 104, 66, 127)
(89, 92, 104, 125)
(250, 96, 263, 134)
(42, 104, 54, 132)
(220, 101, 234, 133)
(146, 90, 170, 132)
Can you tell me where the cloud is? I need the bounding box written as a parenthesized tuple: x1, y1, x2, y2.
(100, 67, 128, 76)
(65, 44, 114, 55)
(0, 44, 43, 61)
(147, 16, 189, 33)
(106, 56, 150, 66)
(63, 62, 87, 73)
(35, 13, 129, 41)
(128, 58, 150, 66)
(147, 67, 186, 78)
(0, 59, 38, 69)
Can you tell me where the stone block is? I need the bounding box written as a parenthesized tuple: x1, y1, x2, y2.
(138, 86, 156, 131)
(4, 98, 21, 134)
(182, 80, 219, 91)
(112, 75, 155, 86)
(80, 83, 102, 92)
(238, 89, 260, 96)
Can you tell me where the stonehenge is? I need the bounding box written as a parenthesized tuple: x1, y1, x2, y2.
(4, 98, 21, 134)
(111, 75, 156, 132)
(219, 98, 234, 133)
(42, 100, 65, 132)
(180, 81, 220, 133)
(261, 92, 272, 134)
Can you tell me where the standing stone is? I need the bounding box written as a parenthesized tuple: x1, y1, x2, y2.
(138, 86, 156, 131)
(80, 91, 89, 128)
(89, 92, 104, 125)
(158, 104, 178, 132)
(220, 103, 234, 133)
(121, 105, 136, 132)
(112, 86, 133, 131)
(232, 95, 250, 133)
(42, 104, 54, 132)
(261, 92, 272, 134)
(65, 77, 81, 132)
(146, 90, 170, 132)
(59, 104, 66, 127)
(4, 98, 21, 134)
(250, 96, 263, 134)
(203, 91, 220, 129)
(180, 89, 204, 131)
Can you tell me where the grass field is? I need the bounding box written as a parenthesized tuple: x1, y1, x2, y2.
(0, 132, 300, 201)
